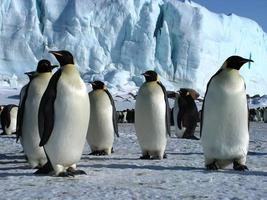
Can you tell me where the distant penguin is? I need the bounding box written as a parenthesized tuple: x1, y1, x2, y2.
(0, 104, 18, 135)
(171, 92, 184, 137)
(38, 50, 90, 176)
(135, 70, 170, 159)
(16, 71, 38, 139)
(176, 88, 199, 140)
(201, 55, 253, 171)
(264, 107, 267, 123)
(17, 60, 57, 169)
(87, 80, 118, 156)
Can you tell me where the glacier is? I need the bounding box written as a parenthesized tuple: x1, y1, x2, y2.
(0, 0, 267, 95)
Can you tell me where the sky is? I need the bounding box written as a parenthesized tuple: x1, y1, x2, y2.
(191, 0, 267, 32)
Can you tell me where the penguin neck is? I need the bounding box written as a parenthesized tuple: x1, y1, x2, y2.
(61, 64, 78, 74)
(38, 72, 52, 78)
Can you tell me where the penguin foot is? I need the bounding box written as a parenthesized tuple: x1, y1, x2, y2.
(89, 150, 108, 156)
(34, 162, 53, 175)
(67, 167, 87, 175)
(58, 171, 75, 177)
(163, 153, 167, 159)
(206, 162, 218, 170)
(183, 135, 199, 140)
(233, 161, 249, 171)
(140, 154, 151, 160)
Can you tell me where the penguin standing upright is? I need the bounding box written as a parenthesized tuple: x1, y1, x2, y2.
(38, 50, 90, 176)
(17, 60, 57, 168)
(201, 55, 253, 171)
(135, 70, 170, 159)
(87, 80, 118, 155)
(0, 104, 18, 135)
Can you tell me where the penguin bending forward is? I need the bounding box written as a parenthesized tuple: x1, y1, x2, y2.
(0, 104, 18, 135)
(135, 70, 170, 159)
(16, 60, 57, 168)
(38, 50, 90, 176)
(201, 56, 253, 171)
(87, 81, 119, 156)
(177, 88, 199, 140)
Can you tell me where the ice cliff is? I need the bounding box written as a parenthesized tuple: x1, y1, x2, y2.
(0, 0, 266, 95)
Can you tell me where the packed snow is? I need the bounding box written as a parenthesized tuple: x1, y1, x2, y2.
(0, 0, 267, 96)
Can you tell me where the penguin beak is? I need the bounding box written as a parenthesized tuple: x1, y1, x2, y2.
(89, 82, 96, 86)
(49, 51, 63, 57)
(24, 71, 38, 76)
(141, 73, 149, 77)
(241, 59, 254, 63)
(51, 65, 59, 69)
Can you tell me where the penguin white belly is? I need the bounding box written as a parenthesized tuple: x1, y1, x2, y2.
(87, 91, 114, 152)
(21, 75, 50, 167)
(135, 83, 167, 153)
(5, 106, 18, 135)
(201, 72, 249, 161)
(45, 77, 90, 168)
(173, 98, 185, 138)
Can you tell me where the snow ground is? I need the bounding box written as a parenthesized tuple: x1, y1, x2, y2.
(0, 123, 266, 200)
(0, 86, 267, 199)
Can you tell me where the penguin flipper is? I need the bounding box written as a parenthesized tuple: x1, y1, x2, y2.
(105, 89, 119, 137)
(39, 70, 62, 146)
(200, 69, 223, 137)
(16, 84, 31, 141)
(177, 98, 185, 130)
(157, 81, 171, 136)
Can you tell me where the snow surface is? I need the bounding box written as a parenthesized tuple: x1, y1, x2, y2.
(0, 88, 267, 200)
(0, 0, 267, 96)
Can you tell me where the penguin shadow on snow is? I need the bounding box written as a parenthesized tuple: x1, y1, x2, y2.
(83, 163, 204, 172)
(248, 151, 267, 156)
(204, 169, 267, 177)
(166, 152, 203, 156)
(84, 163, 267, 177)
(82, 154, 141, 161)
(7, 95, 20, 99)
(0, 172, 33, 177)
(0, 153, 27, 164)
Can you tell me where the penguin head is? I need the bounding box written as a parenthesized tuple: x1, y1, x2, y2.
(179, 88, 190, 97)
(224, 56, 253, 70)
(49, 50, 74, 67)
(142, 70, 158, 82)
(24, 71, 38, 81)
(90, 80, 106, 90)
(36, 59, 58, 73)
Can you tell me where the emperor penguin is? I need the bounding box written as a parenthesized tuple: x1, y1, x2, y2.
(38, 50, 90, 176)
(135, 70, 170, 159)
(0, 104, 18, 135)
(16, 60, 57, 169)
(176, 88, 199, 140)
(87, 80, 119, 156)
(201, 55, 253, 171)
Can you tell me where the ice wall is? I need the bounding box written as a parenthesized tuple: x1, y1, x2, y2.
(0, 0, 266, 95)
